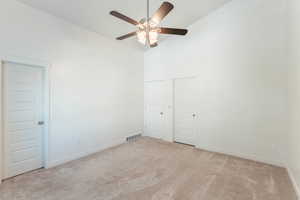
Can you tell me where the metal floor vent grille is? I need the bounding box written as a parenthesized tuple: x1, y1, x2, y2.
(126, 134, 142, 142)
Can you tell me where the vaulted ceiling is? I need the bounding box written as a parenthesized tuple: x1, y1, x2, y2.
(17, 0, 232, 50)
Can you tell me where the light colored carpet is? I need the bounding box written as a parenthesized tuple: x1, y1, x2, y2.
(0, 137, 297, 200)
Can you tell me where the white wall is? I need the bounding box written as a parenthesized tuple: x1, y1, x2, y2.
(144, 0, 288, 166)
(0, 0, 144, 170)
(287, 0, 300, 196)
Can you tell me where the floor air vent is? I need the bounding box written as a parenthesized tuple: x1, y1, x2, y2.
(126, 134, 142, 142)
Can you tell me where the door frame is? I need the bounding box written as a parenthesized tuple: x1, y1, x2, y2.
(0, 55, 51, 183)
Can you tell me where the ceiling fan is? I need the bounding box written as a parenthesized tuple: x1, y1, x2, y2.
(110, 0, 188, 48)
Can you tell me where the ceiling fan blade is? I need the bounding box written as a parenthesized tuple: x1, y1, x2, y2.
(150, 43, 158, 48)
(116, 32, 137, 40)
(151, 2, 174, 25)
(110, 11, 139, 26)
(159, 27, 188, 35)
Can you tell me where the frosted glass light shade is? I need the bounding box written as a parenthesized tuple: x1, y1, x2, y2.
(137, 30, 158, 45)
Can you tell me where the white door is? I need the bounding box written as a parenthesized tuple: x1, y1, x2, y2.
(144, 81, 173, 141)
(174, 78, 198, 146)
(3, 62, 44, 178)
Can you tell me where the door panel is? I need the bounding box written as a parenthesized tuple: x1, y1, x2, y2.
(144, 81, 173, 141)
(8, 110, 36, 122)
(11, 129, 39, 143)
(174, 78, 198, 145)
(3, 62, 44, 178)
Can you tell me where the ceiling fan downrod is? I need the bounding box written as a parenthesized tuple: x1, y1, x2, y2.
(146, 0, 150, 46)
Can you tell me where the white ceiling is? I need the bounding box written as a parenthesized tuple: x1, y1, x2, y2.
(17, 0, 232, 50)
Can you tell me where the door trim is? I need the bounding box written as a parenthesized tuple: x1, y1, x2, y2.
(0, 55, 51, 183)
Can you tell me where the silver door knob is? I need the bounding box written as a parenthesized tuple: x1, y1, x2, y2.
(38, 121, 44, 125)
(160, 112, 164, 115)
(192, 114, 196, 118)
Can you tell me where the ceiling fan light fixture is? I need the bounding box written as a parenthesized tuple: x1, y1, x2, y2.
(137, 29, 158, 46)
(149, 30, 158, 45)
(137, 30, 147, 45)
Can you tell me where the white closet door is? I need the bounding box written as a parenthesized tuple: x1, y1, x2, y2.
(144, 81, 173, 141)
(174, 78, 198, 146)
(3, 62, 44, 178)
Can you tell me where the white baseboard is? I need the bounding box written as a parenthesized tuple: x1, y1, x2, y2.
(195, 145, 284, 167)
(46, 137, 125, 168)
(287, 166, 300, 199)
